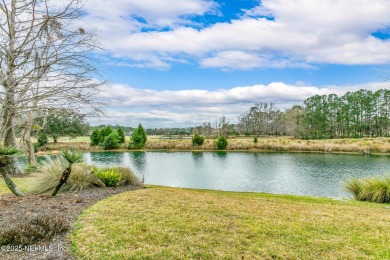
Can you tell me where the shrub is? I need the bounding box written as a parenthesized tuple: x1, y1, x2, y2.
(129, 124, 147, 149)
(192, 134, 205, 146)
(98, 126, 113, 145)
(110, 167, 140, 186)
(117, 127, 126, 143)
(37, 132, 48, 146)
(214, 135, 228, 150)
(102, 132, 121, 150)
(33, 143, 40, 153)
(254, 137, 258, 144)
(90, 129, 100, 146)
(30, 159, 105, 194)
(345, 176, 390, 203)
(0, 213, 68, 245)
(94, 169, 121, 187)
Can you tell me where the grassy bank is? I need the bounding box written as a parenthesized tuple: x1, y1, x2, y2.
(145, 136, 390, 154)
(0, 177, 31, 195)
(35, 136, 390, 155)
(72, 187, 390, 259)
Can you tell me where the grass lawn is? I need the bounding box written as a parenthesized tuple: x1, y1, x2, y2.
(72, 186, 390, 259)
(0, 177, 32, 195)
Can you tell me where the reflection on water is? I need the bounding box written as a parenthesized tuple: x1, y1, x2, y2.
(213, 151, 228, 160)
(17, 154, 59, 169)
(192, 152, 203, 161)
(129, 152, 146, 173)
(17, 152, 390, 198)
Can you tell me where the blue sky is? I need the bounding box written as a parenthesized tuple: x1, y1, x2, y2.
(82, 0, 390, 127)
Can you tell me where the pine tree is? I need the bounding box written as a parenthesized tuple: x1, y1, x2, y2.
(117, 127, 126, 143)
(129, 124, 147, 149)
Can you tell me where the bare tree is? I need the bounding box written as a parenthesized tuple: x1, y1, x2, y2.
(218, 116, 229, 136)
(0, 0, 104, 195)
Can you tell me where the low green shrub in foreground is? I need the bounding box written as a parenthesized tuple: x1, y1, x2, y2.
(192, 134, 204, 146)
(345, 176, 390, 203)
(94, 169, 121, 187)
(214, 135, 228, 149)
(109, 167, 140, 186)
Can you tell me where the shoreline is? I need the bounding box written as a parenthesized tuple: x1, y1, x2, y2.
(36, 147, 390, 156)
(32, 136, 390, 156)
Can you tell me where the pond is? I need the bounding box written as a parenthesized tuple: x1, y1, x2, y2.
(24, 152, 390, 199)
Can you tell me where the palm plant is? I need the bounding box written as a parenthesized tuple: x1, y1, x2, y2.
(51, 149, 84, 196)
(0, 146, 25, 196)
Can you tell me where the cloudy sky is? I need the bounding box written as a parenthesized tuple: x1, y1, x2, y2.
(84, 0, 390, 127)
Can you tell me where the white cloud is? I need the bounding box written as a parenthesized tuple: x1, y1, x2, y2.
(82, 0, 390, 69)
(91, 81, 387, 128)
(84, 0, 217, 28)
(201, 51, 312, 70)
(247, 0, 390, 34)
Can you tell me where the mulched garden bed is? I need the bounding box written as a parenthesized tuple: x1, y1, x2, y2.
(0, 185, 140, 260)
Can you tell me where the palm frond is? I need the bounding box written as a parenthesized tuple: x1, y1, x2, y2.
(61, 149, 83, 164)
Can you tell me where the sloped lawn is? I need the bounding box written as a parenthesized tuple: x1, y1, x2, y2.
(72, 187, 390, 259)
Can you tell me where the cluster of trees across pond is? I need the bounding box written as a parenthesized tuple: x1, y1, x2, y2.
(32, 88, 390, 142)
(194, 89, 390, 139)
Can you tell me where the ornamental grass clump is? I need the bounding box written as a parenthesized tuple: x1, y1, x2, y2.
(51, 149, 84, 196)
(30, 159, 105, 194)
(0, 214, 68, 246)
(345, 176, 390, 203)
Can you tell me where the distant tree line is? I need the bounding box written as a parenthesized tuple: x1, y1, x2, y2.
(236, 89, 390, 139)
(32, 89, 389, 144)
(145, 128, 192, 136)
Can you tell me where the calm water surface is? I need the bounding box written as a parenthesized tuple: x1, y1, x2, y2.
(71, 151, 390, 199)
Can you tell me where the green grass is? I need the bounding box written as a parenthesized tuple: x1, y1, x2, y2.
(72, 187, 390, 259)
(0, 177, 31, 195)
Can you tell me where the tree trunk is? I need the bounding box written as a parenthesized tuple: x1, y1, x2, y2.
(2, 0, 21, 175)
(23, 114, 36, 167)
(52, 166, 72, 196)
(0, 165, 25, 196)
(24, 136, 36, 167)
(3, 118, 22, 175)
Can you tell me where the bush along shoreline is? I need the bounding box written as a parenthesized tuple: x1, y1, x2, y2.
(345, 175, 390, 203)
